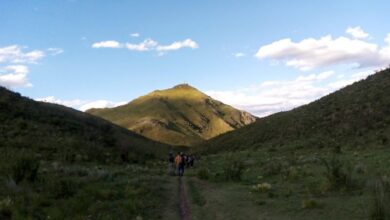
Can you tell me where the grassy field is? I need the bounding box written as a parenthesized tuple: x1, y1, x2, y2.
(184, 144, 390, 220)
(0, 149, 177, 220)
(2, 144, 390, 219)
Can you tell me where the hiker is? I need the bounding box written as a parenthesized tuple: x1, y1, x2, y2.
(189, 154, 194, 168)
(168, 152, 175, 175)
(186, 154, 192, 168)
(185, 154, 190, 168)
(175, 152, 185, 177)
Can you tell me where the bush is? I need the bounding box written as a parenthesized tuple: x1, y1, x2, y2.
(281, 166, 300, 181)
(320, 156, 355, 192)
(52, 179, 78, 199)
(263, 161, 282, 177)
(252, 182, 272, 193)
(370, 176, 390, 220)
(197, 167, 210, 180)
(222, 158, 245, 181)
(11, 154, 40, 184)
(302, 199, 320, 209)
(0, 197, 13, 220)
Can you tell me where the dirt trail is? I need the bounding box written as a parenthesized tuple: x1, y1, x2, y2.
(179, 177, 191, 220)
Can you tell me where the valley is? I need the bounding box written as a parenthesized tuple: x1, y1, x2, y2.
(1, 68, 390, 219)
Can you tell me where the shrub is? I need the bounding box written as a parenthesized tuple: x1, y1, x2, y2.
(262, 161, 282, 177)
(252, 182, 272, 193)
(302, 199, 320, 209)
(53, 179, 78, 199)
(370, 176, 390, 220)
(197, 167, 210, 180)
(320, 156, 355, 191)
(0, 197, 13, 220)
(354, 162, 367, 174)
(281, 166, 300, 181)
(222, 159, 245, 181)
(11, 154, 40, 184)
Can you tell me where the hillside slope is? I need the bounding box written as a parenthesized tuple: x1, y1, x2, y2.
(87, 84, 256, 146)
(199, 68, 390, 153)
(0, 87, 168, 163)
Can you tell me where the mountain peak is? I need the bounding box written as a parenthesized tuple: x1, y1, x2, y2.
(88, 84, 257, 146)
(172, 83, 197, 90)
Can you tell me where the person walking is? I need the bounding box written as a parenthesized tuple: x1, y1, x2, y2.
(175, 152, 185, 177)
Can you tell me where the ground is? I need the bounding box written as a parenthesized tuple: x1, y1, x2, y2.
(2, 145, 390, 219)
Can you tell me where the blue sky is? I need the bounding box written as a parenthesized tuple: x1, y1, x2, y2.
(1, 0, 390, 116)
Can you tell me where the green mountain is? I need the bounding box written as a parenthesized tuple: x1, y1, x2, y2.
(0, 86, 168, 163)
(200, 68, 390, 153)
(87, 84, 256, 146)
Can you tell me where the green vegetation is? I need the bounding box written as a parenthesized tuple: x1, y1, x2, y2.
(0, 86, 176, 219)
(2, 68, 390, 219)
(370, 176, 390, 220)
(185, 145, 390, 219)
(183, 68, 390, 219)
(87, 84, 256, 146)
(0, 86, 169, 163)
(0, 155, 174, 219)
(199, 68, 390, 153)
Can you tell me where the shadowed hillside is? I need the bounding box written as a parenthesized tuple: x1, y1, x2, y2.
(0, 86, 169, 163)
(87, 84, 256, 146)
(199, 68, 390, 153)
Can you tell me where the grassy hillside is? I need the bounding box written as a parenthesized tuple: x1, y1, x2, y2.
(88, 84, 256, 146)
(0, 86, 169, 163)
(184, 68, 390, 219)
(199, 68, 390, 153)
(0, 87, 177, 219)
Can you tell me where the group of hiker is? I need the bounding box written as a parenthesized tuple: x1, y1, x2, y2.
(168, 152, 196, 177)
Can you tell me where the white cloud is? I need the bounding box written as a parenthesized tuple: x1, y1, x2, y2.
(125, 38, 158, 51)
(0, 45, 48, 88)
(92, 40, 122, 48)
(346, 26, 369, 39)
(47, 48, 64, 55)
(36, 96, 127, 112)
(92, 38, 199, 54)
(0, 65, 31, 88)
(328, 70, 374, 89)
(79, 100, 126, 111)
(156, 39, 198, 52)
(0, 45, 45, 64)
(255, 31, 390, 71)
(386, 34, 390, 44)
(130, 33, 140, 37)
(4, 65, 29, 75)
(233, 52, 246, 58)
(37, 96, 85, 107)
(207, 70, 375, 117)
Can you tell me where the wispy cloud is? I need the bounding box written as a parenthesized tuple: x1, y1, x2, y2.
(47, 48, 64, 56)
(0, 45, 45, 64)
(126, 38, 158, 51)
(92, 40, 122, 48)
(232, 52, 245, 58)
(92, 37, 199, 55)
(156, 39, 198, 52)
(130, 33, 140, 37)
(36, 96, 127, 111)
